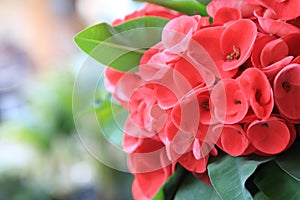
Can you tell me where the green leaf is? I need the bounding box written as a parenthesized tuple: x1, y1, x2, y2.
(134, 0, 208, 16)
(96, 100, 129, 147)
(208, 155, 273, 200)
(254, 161, 300, 199)
(196, 0, 211, 5)
(153, 165, 187, 200)
(74, 17, 169, 72)
(174, 173, 220, 200)
(253, 192, 270, 200)
(275, 140, 300, 181)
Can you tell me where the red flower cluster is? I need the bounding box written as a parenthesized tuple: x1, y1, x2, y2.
(105, 1, 300, 199)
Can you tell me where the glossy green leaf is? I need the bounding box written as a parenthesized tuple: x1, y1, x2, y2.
(275, 140, 300, 181)
(74, 17, 168, 72)
(134, 0, 208, 16)
(254, 161, 300, 199)
(174, 173, 220, 200)
(96, 100, 129, 147)
(253, 192, 270, 200)
(208, 155, 273, 200)
(153, 165, 187, 200)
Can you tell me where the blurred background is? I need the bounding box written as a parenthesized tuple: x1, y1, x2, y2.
(0, 0, 144, 199)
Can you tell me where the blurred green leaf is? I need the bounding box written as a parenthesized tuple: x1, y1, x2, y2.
(174, 173, 220, 200)
(96, 100, 129, 147)
(208, 155, 272, 200)
(0, 174, 52, 200)
(196, 0, 211, 5)
(254, 161, 300, 199)
(74, 17, 168, 72)
(153, 165, 187, 200)
(275, 140, 300, 181)
(134, 0, 208, 16)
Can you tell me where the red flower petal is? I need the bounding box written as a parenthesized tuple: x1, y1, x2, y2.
(215, 124, 249, 156)
(213, 7, 241, 24)
(171, 89, 216, 131)
(113, 72, 143, 105)
(171, 91, 201, 134)
(178, 151, 208, 173)
(193, 172, 212, 185)
(261, 56, 293, 83)
(257, 0, 300, 20)
(211, 78, 249, 124)
(274, 63, 300, 120)
(197, 91, 217, 125)
(239, 68, 274, 119)
(192, 26, 238, 78)
(207, 0, 261, 18)
(123, 134, 163, 153)
(251, 35, 277, 69)
(104, 67, 125, 93)
(173, 58, 205, 88)
(113, 3, 182, 25)
(260, 38, 289, 67)
(254, 10, 300, 37)
(140, 43, 163, 65)
(165, 122, 194, 160)
(132, 164, 173, 200)
(282, 33, 300, 58)
(162, 15, 198, 53)
(247, 117, 291, 154)
(221, 19, 257, 71)
(156, 84, 178, 109)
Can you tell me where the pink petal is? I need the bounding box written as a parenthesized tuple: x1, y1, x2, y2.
(282, 33, 300, 58)
(139, 50, 179, 81)
(123, 133, 143, 153)
(156, 85, 178, 109)
(239, 68, 274, 119)
(215, 124, 249, 156)
(153, 69, 196, 109)
(128, 87, 155, 127)
(165, 122, 193, 157)
(162, 16, 198, 53)
(192, 26, 238, 78)
(274, 63, 300, 120)
(214, 7, 241, 24)
(123, 132, 163, 153)
(193, 172, 212, 185)
(260, 38, 289, 67)
(143, 3, 182, 19)
(251, 35, 277, 68)
(132, 164, 173, 200)
(247, 117, 291, 154)
(149, 104, 168, 133)
(211, 78, 249, 124)
(140, 43, 163, 65)
(254, 10, 300, 37)
(104, 67, 126, 93)
(173, 58, 205, 88)
(293, 55, 300, 64)
(197, 91, 217, 125)
(207, 0, 261, 18)
(171, 91, 200, 134)
(221, 19, 257, 71)
(178, 151, 209, 173)
(114, 72, 143, 104)
(257, 0, 300, 20)
(139, 62, 170, 81)
(262, 56, 293, 82)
